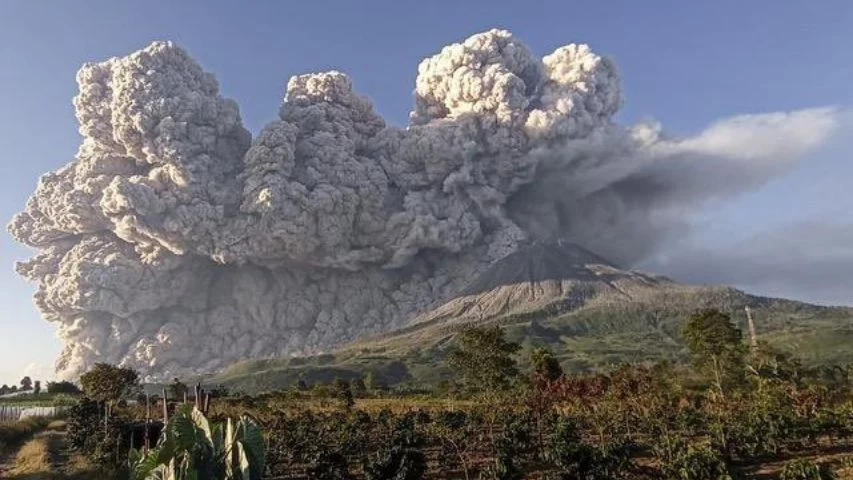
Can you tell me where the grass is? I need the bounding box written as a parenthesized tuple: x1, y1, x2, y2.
(0, 394, 81, 408)
(0, 417, 50, 451)
(1, 417, 119, 480)
(8, 433, 58, 476)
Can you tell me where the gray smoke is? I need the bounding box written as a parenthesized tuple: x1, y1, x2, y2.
(8, 30, 841, 379)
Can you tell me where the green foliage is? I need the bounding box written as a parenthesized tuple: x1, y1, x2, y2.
(447, 326, 521, 391)
(80, 363, 140, 405)
(546, 416, 634, 479)
(780, 459, 835, 480)
(487, 410, 535, 480)
(67, 397, 132, 467)
(351, 378, 368, 397)
(333, 378, 355, 409)
(308, 452, 354, 479)
(655, 437, 736, 480)
(129, 405, 265, 480)
(169, 378, 189, 400)
(365, 371, 386, 393)
(51, 392, 81, 406)
(531, 347, 563, 382)
(683, 309, 746, 396)
(0, 416, 50, 450)
(20, 376, 33, 391)
(362, 414, 426, 480)
(47, 380, 82, 395)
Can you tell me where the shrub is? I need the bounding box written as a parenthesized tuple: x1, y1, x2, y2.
(654, 436, 735, 480)
(780, 459, 835, 480)
(46, 380, 82, 395)
(66, 397, 132, 468)
(547, 416, 634, 480)
(129, 405, 265, 480)
(363, 413, 426, 480)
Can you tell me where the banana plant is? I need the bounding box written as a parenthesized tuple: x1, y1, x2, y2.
(129, 405, 265, 480)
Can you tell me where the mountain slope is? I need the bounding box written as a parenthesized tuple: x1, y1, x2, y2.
(207, 241, 853, 392)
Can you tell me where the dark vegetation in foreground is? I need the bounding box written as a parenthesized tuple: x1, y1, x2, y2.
(50, 309, 853, 479)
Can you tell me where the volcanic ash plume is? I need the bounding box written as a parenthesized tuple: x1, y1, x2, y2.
(8, 30, 839, 379)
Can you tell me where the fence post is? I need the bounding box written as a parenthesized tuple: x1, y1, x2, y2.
(162, 387, 169, 423)
(145, 393, 151, 452)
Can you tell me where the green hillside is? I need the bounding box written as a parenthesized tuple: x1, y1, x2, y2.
(206, 284, 853, 394)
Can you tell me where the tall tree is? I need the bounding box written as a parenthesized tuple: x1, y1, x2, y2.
(351, 377, 368, 398)
(20, 376, 33, 391)
(332, 378, 355, 409)
(682, 309, 745, 397)
(530, 347, 563, 383)
(364, 371, 386, 393)
(79, 363, 140, 407)
(168, 378, 188, 400)
(447, 325, 521, 392)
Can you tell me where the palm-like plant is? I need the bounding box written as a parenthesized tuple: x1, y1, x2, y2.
(130, 405, 265, 480)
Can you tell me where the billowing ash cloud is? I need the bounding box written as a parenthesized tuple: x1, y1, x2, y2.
(8, 30, 841, 379)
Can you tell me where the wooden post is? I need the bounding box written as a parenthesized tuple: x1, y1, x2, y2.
(194, 383, 201, 410)
(162, 387, 169, 423)
(144, 393, 151, 452)
(203, 392, 211, 415)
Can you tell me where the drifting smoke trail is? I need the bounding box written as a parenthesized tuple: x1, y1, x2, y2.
(8, 30, 840, 379)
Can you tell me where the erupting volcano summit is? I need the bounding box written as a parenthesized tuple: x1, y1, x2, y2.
(8, 29, 838, 379)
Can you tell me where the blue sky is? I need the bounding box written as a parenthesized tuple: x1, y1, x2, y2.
(1, 1, 851, 386)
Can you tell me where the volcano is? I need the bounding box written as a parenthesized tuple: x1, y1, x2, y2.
(208, 241, 853, 392)
(418, 239, 668, 325)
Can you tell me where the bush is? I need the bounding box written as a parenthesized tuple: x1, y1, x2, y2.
(66, 398, 131, 468)
(547, 416, 634, 480)
(655, 436, 735, 480)
(129, 405, 265, 480)
(780, 459, 835, 480)
(46, 380, 82, 395)
(362, 413, 426, 480)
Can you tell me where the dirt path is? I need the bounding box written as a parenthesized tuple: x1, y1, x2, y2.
(0, 420, 110, 480)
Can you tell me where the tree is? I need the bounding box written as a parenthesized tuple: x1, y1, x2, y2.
(33, 380, 41, 395)
(20, 376, 33, 391)
(0, 384, 9, 395)
(530, 347, 563, 383)
(364, 372, 386, 393)
(351, 377, 368, 398)
(79, 363, 140, 407)
(169, 377, 189, 400)
(46, 381, 82, 395)
(447, 326, 521, 392)
(683, 309, 746, 397)
(333, 378, 355, 409)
